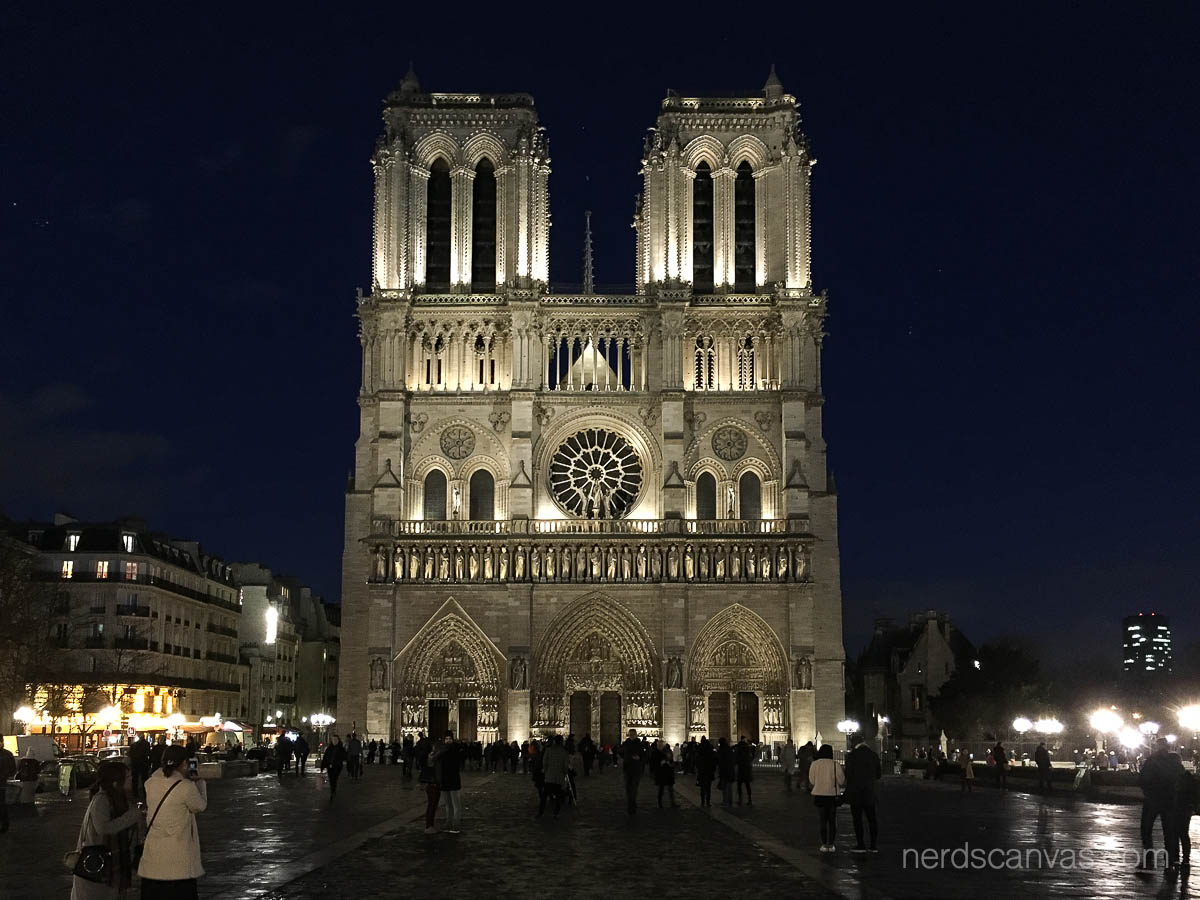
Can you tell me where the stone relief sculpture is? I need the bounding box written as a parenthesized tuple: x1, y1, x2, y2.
(636, 544, 647, 580)
(776, 545, 788, 580)
(498, 545, 509, 580)
(796, 656, 813, 690)
(667, 544, 679, 580)
(530, 544, 541, 580)
(454, 545, 465, 581)
(666, 657, 683, 689)
(375, 545, 388, 579)
(511, 656, 527, 690)
(605, 546, 617, 581)
(369, 656, 388, 691)
(514, 544, 526, 579)
(684, 543, 695, 580)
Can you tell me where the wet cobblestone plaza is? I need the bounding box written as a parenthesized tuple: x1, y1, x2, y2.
(3, 764, 1196, 899)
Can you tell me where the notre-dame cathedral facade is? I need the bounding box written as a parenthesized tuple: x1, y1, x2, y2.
(339, 66, 845, 750)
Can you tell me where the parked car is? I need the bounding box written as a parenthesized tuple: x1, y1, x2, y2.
(36, 756, 100, 794)
(95, 746, 131, 762)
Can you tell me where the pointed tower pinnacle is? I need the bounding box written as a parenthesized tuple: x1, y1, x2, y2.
(764, 64, 783, 102)
(582, 210, 595, 295)
(399, 62, 421, 95)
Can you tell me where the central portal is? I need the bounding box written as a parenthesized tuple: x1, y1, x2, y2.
(736, 691, 760, 742)
(428, 699, 449, 738)
(599, 691, 621, 746)
(458, 699, 478, 742)
(708, 691, 731, 741)
(569, 691, 591, 737)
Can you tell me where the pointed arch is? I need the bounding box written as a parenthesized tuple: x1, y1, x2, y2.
(727, 134, 770, 171)
(413, 132, 462, 168)
(687, 603, 789, 695)
(536, 594, 658, 693)
(462, 131, 508, 168)
(682, 135, 725, 171)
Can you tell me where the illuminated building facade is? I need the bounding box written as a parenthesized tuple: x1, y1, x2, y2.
(9, 514, 243, 748)
(340, 67, 845, 748)
(1123, 612, 1172, 674)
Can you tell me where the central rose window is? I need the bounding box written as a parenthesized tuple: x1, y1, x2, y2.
(549, 428, 643, 519)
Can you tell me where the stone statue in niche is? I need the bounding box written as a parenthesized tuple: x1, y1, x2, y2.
(423, 546, 434, 580)
(746, 544, 757, 580)
(727, 482, 737, 518)
(620, 545, 632, 581)
(369, 657, 387, 691)
(438, 547, 449, 581)
(698, 544, 710, 580)
(606, 546, 617, 581)
(514, 544, 526, 580)
(469, 545, 480, 581)
(684, 543, 695, 580)
(796, 656, 813, 690)
(545, 545, 556, 580)
(375, 545, 387, 579)
(666, 657, 683, 689)
(776, 545, 788, 581)
(797, 549, 809, 581)
(635, 544, 647, 580)
(498, 544, 509, 580)
(650, 545, 663, 580)
(715, 546, 726, 580)
(451, 484, 462, 519)
(730, 544, 742, 580)
(511, 657, 527, 690)
(576, 545, 587, 581)
(560, 545, 571, 581)
(393, 547, 404, 581)
(409, 548, 420, 581)
(589, 544, 602, 580)
(530, 545, 541, 580)
(454, 545, 465, 581)
(760, 544, 771, 580)
(667, 544, 680, 580)
(483, 546, 493, 580)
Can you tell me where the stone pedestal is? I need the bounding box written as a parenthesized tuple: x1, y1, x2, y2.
(367, 690, 391, 740)
(663, 688, 687, 745)
(789, 689, 815, 744)
(507, 689, 530, 743)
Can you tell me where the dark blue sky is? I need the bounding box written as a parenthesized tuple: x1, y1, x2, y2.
(2, 6, 1198, 663)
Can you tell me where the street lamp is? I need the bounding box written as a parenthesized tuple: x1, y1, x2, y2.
(836, 719, 860, 746)
(1013, 717, 1033, 735)
(1090, 709, 1123, 733)
(1139, 721, 1160, 736)
(1119, 728, 1144, 751)
(1034, 718, 1064, 735)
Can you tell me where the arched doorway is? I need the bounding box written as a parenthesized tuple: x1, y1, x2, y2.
(687, 604, 789, 744)
(395, 603, 503, 742)
(533, 594, 659, 739)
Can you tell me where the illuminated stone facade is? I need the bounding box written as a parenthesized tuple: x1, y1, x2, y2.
(340, 67, 844, 748)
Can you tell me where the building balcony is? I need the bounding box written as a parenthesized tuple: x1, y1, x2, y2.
(366, 518, 813, 586)
(88, 605, 107, 614)
(205, 651, 238, 664)
(117, 605, 151, 618)
(33, 570, 240, 613)
(207, 623, 238, 638)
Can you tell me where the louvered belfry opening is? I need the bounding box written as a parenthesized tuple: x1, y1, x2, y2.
(425, 157, 452, 290)
(692, 161, 714, 293)
(734, 160, 756, 291)
(471, 158, 497, 292)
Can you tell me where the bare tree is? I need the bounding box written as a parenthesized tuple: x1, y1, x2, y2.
(0, 537, 57, 733)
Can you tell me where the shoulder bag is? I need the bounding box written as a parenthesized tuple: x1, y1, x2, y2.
(63, 801, 113, 884)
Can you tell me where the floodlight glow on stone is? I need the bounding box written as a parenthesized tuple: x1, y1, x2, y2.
(1139, 720, 1160, 735)
(1179, 705, 1200, 731)
(265, 606, 278, 645)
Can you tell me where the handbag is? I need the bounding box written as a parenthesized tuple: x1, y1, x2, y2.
(63, 804, 113, 884)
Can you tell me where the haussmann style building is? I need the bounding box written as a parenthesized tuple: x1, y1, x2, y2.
(339, 66, 845, 750)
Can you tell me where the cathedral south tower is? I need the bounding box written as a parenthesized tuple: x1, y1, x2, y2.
(339, 67, 845, 750)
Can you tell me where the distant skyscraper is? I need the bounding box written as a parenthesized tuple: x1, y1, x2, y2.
(1123, 613, 1172, 674)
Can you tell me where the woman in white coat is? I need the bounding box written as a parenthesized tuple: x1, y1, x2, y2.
(138, 745, 207, 899)
(809, 743, 846, 853)
(70, 761, 145, 900)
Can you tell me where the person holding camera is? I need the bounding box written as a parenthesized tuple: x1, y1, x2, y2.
(138, 745, 207, 899)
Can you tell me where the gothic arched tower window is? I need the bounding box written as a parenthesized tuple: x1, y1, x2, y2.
(696, 472, 717, 520)
(694, 335, 715, 390)
(424, 470, 447, 520)
(737, 335, 756, 391)
(469, 469, 495, 520)
(426, 158, 452, 291)
(734, 160, 756, 291)
(471, 158, 497, 292)
(692, 161, 714, 293)
(739, 471, 762, 520)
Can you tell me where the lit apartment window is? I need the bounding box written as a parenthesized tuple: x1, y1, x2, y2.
(66, 533, 81, 551)
(62, 560, 74, 579)
(124, 561, 138, 581)
(121, 533, 135, 553)
(96, 561, 109, 579)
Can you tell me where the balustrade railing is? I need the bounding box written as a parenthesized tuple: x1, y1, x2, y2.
(372, 517, 809, 537)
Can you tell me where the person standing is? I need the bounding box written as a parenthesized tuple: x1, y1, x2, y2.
(128, 735, 151, 802)
(0, 740, 15, 833)
(958, 748, 975, 793)
(390, 738, 402, 767)
(656, 742, 678, 808)
(139, 746, 208, 899)
(402, 734, 415, 779)
(540, 735, 570, 817)
(419, 734, 444, 834)
(1138, 737, 1184, 872)
(69, 761, 145, 900)
(621, 729, 644, 815)
(780, 738, 797, 794)
(810, 744, 846, 853)
(1034, 742, 1052, 793)
(580, 733, 596, 776)
(148, 736, 167, 774)
(1173, 765, 1198, 874)
(844, 734, 882, 854)
(798, 741, 815, 792)
(321, 735, 347, 800)
(734, 736, 754, 805)
(992, 742, 1009, 791)
(695, 737, 717, 807)
(294, 734, 310, 775)
(716, 737, 736, 806)
(438, 733, 463, 833)
(346, 733, 363, 780)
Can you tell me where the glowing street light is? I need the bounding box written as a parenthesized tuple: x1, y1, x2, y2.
(1166, 734, 1178, 744)
(1012, 717, 1033, 735)
(1034, 718, 1064, 735)
(1090, 709, 1123, 733)
(1119, 728, 1144, 750)
(836, 719, 860, 735)
(13, 706, 35, 724)
(1139, 721, 1160, 736)
(1178, 706, 1200, 732)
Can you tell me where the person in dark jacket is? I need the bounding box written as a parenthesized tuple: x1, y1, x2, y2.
(321, 735, 348, 801)
(580, 734, 596, 776)
(621, 729, 644, 815)
(275, 735, 293, 779)
(0, 742, 16, 833)
(148, 736, 167, 773)
(992, 742, 1009, 791)
(128, 735, 152, 801)
(716, 738, 736, 806)
(1138, 738, 1185, 872)
(437, 734, 463, 833)
(798, 740, 815, 791)
(294, 735, 310, 774)
(655, 741, 678, 807)
(1173, 767, 1199, 873)
(1034, 742, 1052, 792)
(695, 737, 717, 807)
(844, 734, 882, 853)
(540, 736, 570, 817)
(734, 736, 754, 805)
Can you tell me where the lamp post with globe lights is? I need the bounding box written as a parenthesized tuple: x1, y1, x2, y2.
(1090, 708, 1123, 754)
(836, 719, 860, 750)
(1178, 706, 1200, 749)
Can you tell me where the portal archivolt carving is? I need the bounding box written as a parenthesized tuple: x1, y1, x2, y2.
(687, 604, 789, 696)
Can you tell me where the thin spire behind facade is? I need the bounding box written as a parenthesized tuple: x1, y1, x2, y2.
(583, 210, 595, 295)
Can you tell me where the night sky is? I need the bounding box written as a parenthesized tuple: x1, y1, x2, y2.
(3, 7, 1198, 667)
